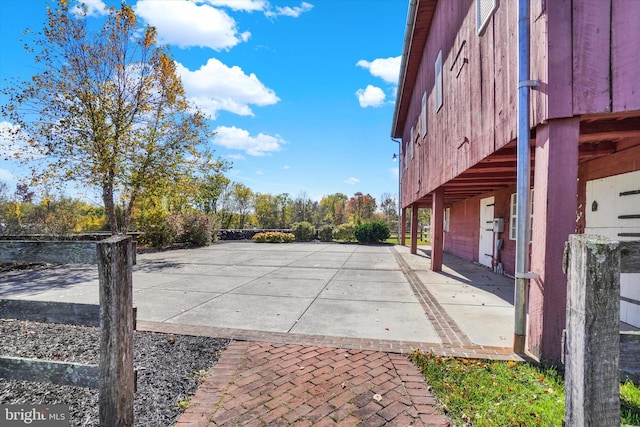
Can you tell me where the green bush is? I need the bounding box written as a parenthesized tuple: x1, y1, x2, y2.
(334, 223, 355, 242)
(180, 212, 214, 246)
(253, 231, 295, 243)
(354, 221, 390, 243)
(291, 221, 316, 241)
(139, 210, 182, 248)
(318, 224, 335, 242)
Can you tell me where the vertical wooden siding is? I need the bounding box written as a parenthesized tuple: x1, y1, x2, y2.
(612, 0, 640, 111)
(401, 0, 518, 207)
(401, 0, 640, 209)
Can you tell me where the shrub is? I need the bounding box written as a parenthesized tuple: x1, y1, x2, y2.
(180, 212, 214, 246)
(253, 231, 295, 243)
(334, 223, 355, 242)
(139, 210, 182, 248)
(291, 221, 316, 241)
(354, 221, 390, 243)
(318, 224, 335, 242)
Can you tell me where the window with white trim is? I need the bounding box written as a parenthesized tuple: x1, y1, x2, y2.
(435, 50, 443, 112)
(509, 191, 534, 241)
(476, 0, 497, 35)
(410, 126, 415, 159)
(421, 91, 427, 135)
(444, 207, 451, 232)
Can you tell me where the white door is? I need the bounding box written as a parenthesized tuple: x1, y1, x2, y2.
(585, 170, 640, 327)
(478, 197, 495, 268)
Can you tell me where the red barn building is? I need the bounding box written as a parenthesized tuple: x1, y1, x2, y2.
(391, 0, 640, 363)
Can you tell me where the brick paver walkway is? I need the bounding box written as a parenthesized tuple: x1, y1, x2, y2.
(175, 341, 450, 426)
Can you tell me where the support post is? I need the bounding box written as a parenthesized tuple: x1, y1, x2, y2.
(400, 207, 407, 246)
(431, 187, 444, 271)
(98, 236, 134, 427)
(528, 117, 579, 362)
(564, 234, 620, 427)
(410, 203, 419, 254)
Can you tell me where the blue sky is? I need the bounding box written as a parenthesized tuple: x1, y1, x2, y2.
(0, 0, 407, 203)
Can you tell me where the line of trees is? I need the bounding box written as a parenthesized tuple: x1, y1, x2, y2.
(0, 179, 399, 237)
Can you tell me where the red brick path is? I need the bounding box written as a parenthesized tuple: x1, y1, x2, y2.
(175, 341, 450, 426)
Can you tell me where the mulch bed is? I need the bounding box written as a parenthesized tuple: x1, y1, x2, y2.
(0, 319, 228, 426)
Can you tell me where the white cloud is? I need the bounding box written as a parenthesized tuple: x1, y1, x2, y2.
(0, 168, 17, 186)
(227, 153, 246, 160)
(212, 126, 287, 156)
(72, 0, 108, 16)
(390, 167, 399, 179)
(344, 177, 360, 185)
(265, 2, 313, 18)
(176, 59, 279, 118)
(135, 0, 250, 51)
(283, 165, 291, 170)
(356, 56, 401, 84)
(355, 85, 386, 108)
(255, 170, 264, 175)
(202, 0, 267, 12)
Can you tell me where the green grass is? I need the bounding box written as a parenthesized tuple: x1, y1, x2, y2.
(385, 235, 430, 245)
(622, 381, 640, 425)
(409, 350, 640, 426)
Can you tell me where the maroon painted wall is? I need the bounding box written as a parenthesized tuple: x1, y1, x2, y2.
(443, 187, 518, 276)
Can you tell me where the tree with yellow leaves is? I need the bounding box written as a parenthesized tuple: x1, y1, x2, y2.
(1, 0, 225, 234)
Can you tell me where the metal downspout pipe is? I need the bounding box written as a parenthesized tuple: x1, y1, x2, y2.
(514, 0, 535, 353)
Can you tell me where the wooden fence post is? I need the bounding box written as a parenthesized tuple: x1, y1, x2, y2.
(564, 234, 620, 426)
(98, 236, 134, 426)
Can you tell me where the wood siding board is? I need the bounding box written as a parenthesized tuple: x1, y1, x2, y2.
(530, 0, 549, 125)
(493, 0, 517, 149)
(546, 0, 575, 118)
(479, 9, 496, 160)
(571, 0, 611, 115)
(612, 0, 640, 111)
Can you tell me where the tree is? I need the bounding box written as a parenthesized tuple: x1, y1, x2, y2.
(2, 2, 220, 234)
(319, 193, 347, 225)
(232, 183, 253, 229)
(275, 193, 293, 228)
(195, 173, 230, 215)
(346, 192, 376, 224)
(379, 192, 398, 224)
(254, 193, 279, 229)
(292, 192, 315, 224)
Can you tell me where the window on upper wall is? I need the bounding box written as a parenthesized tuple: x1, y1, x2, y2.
(509, 190, 534, 241)
(421, 91, 427, 135)
(434, 50, 443, 112)
(444, 208, 451, 232)
(410, 126, 415, 159)
(476, 0, 497, 35)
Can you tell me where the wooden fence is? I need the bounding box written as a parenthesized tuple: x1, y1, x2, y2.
(563, 235, 640, 426)
(0, 236, 136, 426)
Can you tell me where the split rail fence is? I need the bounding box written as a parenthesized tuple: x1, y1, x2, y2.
(0, 236, 136, 426)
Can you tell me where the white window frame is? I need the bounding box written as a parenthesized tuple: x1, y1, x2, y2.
(444, 207, 451, 232)
(434, 50, 443, 112)
(476, 0, 497, 36)
(509, 190, 534, 241)
(421, 91, 427, 135)
(410, 126, 415, 159)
